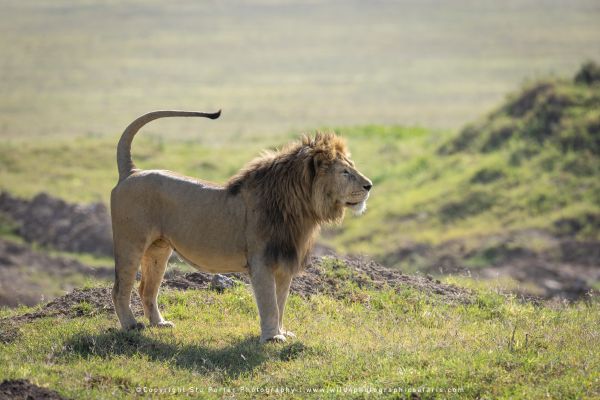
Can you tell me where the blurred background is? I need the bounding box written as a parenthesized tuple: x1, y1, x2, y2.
(1, 0, 599, 306)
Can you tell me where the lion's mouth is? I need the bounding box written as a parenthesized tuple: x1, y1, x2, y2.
(345, 201, 360, 206)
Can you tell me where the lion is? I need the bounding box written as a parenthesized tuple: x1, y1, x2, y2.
(111, 110, 372, 342)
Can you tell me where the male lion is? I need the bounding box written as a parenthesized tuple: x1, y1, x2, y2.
(111, 110, 372, 342)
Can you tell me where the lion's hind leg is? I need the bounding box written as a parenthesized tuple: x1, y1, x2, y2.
(139, 239, 174, 328)
(113, 240, 146, 331)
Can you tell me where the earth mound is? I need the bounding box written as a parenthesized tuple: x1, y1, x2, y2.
(0, 379, 67, 400)
(5, 256, 473, 327)
(163, 256, 472, 303)
(0, 191, 112, 257)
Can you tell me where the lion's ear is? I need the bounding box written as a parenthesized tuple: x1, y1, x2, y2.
(305, 156, 318, 182)
(305, 153, 324, 183)
(313, 157, 322, 172)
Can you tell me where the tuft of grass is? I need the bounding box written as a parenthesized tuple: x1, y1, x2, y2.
(71, 301, 95, 317)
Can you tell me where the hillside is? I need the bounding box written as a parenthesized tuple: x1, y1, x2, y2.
(330, 65, 600, 297)
(336, 64, 600, 252)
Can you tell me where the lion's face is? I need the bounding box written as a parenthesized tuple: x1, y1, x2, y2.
(313, 157, 372, 219)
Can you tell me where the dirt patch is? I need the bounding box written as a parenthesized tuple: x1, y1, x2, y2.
(0, 191, 112, 257)
(163, 270, 214, 290)
(164, 256, 471, 303)
(0, 379, 67, 400)
(383, 229, 600, 300)
(0, 238, 112, 307)
(301, 256, 470, 301)
(480, 260, 595, 301)
(9, 287, 142, 323)
(0, 320, 21, 344)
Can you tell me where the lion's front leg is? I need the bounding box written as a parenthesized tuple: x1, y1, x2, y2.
(275, 269, 295, 338)
(249, 262, 286, 343)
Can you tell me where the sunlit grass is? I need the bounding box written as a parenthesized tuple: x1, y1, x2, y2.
(1, 283, 598, 399)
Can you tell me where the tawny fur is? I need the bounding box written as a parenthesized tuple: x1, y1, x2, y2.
(111, 110, 372, 343)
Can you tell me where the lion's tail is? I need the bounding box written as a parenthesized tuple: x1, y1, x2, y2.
(116, 110, 221, 182)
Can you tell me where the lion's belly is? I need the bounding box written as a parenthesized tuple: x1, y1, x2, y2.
(174, 246, 248, 273)
(165, 220, 249, 272)
(158, 181, 249, 273)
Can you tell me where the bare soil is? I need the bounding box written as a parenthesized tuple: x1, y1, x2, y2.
(383, 229, 600, 300)
(0, 191, 112, 257)
(0, 379, 67, 400)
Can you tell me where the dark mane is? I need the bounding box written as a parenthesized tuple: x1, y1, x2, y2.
(226, 132, 348, 272)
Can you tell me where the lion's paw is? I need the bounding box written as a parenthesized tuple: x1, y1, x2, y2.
(261, 334, 287, 343)
(281, 330, 296, 338)
(154, 320, 175, 328)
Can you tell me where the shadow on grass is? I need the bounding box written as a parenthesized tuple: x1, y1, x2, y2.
(63, 328, 305, 378)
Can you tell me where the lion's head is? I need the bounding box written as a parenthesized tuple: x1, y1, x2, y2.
(305, 133, 372, 221)
(227, 132, 371, 268)
(228, 132, 371, 221)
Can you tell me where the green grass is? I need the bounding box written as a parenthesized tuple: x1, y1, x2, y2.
(0, 135, 268, 204)
(326, 75, 600, 260)
(1, 281, 598, 399)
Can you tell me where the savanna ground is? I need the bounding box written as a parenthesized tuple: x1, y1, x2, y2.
(1, 1, 600, 398)
(1, 258, 599, 399)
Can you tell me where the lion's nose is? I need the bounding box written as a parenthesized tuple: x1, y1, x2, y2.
(364, 184, 372, 192)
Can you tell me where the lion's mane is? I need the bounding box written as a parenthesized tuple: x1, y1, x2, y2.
(226, 132, 348, 272)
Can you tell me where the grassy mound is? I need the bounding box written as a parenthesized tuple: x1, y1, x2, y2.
(440, 63, 600, 156)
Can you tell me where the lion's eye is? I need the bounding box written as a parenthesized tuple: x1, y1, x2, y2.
(342, 169, 350, 175)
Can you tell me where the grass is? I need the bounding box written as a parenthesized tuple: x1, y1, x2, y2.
(1, 279, 598, 399)
(0, 134, 266, 204)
